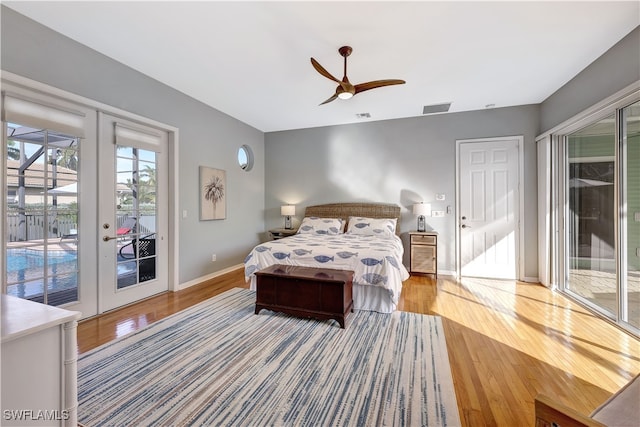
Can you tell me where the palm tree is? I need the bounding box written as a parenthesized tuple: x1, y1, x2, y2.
(137, 164, 156, 205)
(6, 139, 20, 160)
(56, 148, 78, 171)
(204, 175, 225, 212)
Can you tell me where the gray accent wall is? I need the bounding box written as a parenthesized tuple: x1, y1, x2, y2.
(540, 26, 640, 133)
(265, 105, 540, 278)
(1, 6, 265, 284)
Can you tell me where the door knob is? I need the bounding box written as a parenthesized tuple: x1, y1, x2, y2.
(461, 224, 471, 229)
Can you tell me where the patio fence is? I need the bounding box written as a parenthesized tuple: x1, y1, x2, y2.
(6, 213, 152, 242)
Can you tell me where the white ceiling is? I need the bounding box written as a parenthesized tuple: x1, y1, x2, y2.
(4, 1, 639, 132)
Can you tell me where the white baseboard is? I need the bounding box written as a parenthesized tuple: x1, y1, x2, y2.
(523, 276, 540, 283)
(177, 264, 244, 291)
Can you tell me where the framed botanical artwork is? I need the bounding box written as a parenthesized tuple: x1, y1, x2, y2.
(200, 166, 226, 220)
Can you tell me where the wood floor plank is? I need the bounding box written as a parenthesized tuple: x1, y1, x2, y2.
(77, 270, 640, 426)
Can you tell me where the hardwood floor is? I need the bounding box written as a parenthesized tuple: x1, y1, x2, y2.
(77, 270, 640, 426)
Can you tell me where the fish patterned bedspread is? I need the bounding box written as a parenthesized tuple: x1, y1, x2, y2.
(244, 233, 410, 302)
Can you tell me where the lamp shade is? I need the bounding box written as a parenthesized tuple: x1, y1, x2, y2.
(412, 203, 431, 216)
(281, 205, 295, 216)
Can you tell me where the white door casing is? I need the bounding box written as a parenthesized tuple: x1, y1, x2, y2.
(457, 137, 522, 280)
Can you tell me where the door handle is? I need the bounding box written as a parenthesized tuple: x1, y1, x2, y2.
(103, 235, 119, 241)
(461, 224, 471, 229)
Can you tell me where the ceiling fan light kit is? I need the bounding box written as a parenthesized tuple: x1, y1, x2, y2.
(310, 46, 405, 105)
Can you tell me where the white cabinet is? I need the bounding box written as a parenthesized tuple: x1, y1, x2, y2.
(1, 296, 81, 426)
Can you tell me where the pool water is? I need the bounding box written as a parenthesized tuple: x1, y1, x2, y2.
(7, 248, 77, 272)
(6, 248, 140, 304)
(6, 248, 79, 302)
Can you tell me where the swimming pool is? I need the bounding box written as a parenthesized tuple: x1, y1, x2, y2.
(6, 248, 79, 302)
(7, 248, 77, 272)
(6, 248, 141, 304)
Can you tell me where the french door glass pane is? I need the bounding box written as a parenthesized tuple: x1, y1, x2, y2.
(5, 123, 79, 306)
(116, 145, 157, 289)
(623, 101, 640, 329)
(566, 114, 616, 317)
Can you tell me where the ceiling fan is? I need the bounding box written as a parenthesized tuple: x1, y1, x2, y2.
(310, 46, 406, 105)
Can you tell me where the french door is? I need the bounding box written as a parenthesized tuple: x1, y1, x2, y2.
(457, 137, 521, 279)
(98, 113, 168, 312)
(2, 92, 99, 318)
(3, 83, 173, 318)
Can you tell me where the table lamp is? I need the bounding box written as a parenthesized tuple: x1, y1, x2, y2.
(281, 205, 295, 229)
(412, 203, 431, 232)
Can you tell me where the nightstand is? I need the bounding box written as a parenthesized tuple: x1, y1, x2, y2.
(409, 231, 438, 277)
(269, 228, 298, 240)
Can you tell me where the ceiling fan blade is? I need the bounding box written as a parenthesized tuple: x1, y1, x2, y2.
(310, 57, 342, 84)
(354, 79, 406, 95)
(319, 93, 339, 105)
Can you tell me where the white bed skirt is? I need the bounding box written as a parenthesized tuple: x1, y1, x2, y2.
(248, 277, 397, 314)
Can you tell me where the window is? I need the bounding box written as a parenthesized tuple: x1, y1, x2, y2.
(5, 123, 80, 306)
(237, 145, 254, 171)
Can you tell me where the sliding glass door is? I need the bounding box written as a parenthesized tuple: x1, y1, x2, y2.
(621, 101, 639, 330)
(562, 100, 639, 335)
(566, 114, 616, 316)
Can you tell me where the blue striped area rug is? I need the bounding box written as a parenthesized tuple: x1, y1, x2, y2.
(78, 288, 460, 426)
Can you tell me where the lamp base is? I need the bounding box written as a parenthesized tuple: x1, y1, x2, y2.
(284, 216, 292, 229)
(417, 216, 425, 232)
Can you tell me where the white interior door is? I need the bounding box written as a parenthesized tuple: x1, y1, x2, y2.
(98, 113, 168, 312)
(458, 137, 520, 279)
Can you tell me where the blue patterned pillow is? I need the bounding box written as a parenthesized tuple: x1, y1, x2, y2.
(297, 217, 345, 235)
(346, 217, 397, 237)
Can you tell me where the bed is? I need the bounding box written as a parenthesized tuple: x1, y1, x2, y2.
(244, 202, 410, 313)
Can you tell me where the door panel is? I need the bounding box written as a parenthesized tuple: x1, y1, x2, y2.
(98, 113, 168, 312)
(623, 101, 640, 330)
(459, 138, 520, 279)
(3, 90, 98, 319)
(565, 115, 616, 317)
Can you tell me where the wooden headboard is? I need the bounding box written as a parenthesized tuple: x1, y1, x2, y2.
(304, 202, 402, 235)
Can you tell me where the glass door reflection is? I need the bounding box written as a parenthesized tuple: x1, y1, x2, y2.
(566, 114, 617, 317)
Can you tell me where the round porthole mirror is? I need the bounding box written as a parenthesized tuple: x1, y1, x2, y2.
(237, 145, 254, 171)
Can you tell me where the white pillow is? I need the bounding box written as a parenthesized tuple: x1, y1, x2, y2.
(347, 217, 397, 237)
(297, 217, 345, 235)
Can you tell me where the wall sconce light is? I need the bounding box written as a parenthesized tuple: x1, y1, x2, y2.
(281, 205, 295, 229)
(412, 203, 431, 232)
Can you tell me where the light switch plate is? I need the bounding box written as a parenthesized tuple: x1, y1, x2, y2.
(635, 212, 640, 222)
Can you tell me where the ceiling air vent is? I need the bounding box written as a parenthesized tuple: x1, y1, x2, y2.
(355, 113, 371, 119)
(422, 103, 451, 115)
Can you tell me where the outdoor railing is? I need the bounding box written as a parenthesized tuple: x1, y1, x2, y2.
(7, 213, 153, 242)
